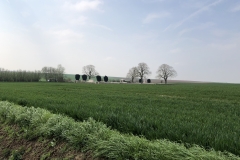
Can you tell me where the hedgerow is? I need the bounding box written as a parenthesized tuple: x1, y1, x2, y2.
(0, 101, 239, 160)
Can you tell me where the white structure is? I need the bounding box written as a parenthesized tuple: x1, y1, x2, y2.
(87, 79, 94, 83)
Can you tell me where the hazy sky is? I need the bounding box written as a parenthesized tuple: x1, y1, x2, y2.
(0, 0, 240, 83)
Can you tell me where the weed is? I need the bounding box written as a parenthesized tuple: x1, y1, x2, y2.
(9, 148, 25, 160)
(40, 152, 51, 160)
(2, 148, 11, 158)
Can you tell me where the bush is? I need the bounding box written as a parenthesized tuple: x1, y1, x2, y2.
(96, 76, 101, 82)
(104, 76, 108, 82)
(82, 75, 87, 81)
(75, 74, 80, 81)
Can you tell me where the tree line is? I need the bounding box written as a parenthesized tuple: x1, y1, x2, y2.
(126, 63, 177, 84)
(0, 68, 41, 82)
(80, 63, 177, 84)
(0, 63, 177, 84)
(0, 64, 65, 82)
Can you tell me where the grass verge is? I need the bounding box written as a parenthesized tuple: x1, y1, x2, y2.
(0, 101, 239, 160)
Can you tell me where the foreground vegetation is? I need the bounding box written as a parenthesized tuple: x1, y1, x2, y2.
(0, 82, 239, 155)
(0, 101, 239, 160)
(0, 124, 86, 160)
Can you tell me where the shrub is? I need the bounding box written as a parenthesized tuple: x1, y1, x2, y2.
(103, 76, 108, 82)
(82, 74, 87, 81)
(96, 76, 101, 82)
(75, 74, 80, 81)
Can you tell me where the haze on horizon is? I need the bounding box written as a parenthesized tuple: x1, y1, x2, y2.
(0, 0, 240, 83)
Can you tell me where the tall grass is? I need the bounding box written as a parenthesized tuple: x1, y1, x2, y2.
(0, 101, 239, 160)
(0, 82, 240, 155)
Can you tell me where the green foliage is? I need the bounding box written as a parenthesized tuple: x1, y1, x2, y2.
(104, 76, 108, 82)
(82, 74, 87, 81)
(0, 83, 240, 156)
(40, 152, 51, 160)
(2, 148, 11, 158)
(96, 75, 102, 82)
(0, 101, 239, 160)
(9, 147, 25, 160)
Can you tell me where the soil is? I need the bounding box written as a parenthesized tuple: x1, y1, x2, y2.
(0, 124, 103, 160)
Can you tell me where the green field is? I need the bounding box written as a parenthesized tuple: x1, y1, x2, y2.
(0, 82, 239, 155)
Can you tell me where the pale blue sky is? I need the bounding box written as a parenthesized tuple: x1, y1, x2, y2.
(0, 0, 240, 83)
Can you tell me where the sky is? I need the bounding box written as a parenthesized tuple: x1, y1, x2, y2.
(0, 0, 240, 83)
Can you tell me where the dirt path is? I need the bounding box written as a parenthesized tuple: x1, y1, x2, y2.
(0, 124, 100, 160)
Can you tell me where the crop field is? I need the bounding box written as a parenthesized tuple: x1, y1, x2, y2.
(0, 82, 240, 155)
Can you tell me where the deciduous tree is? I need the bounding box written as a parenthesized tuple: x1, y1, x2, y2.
(56, 64, 65, 82)
(82, 65, 99, 79)
(126, 67, 138, 83)
(137, 63, 151, 84)
(41, 64, 65, 82)
(156, 64, 177, 84)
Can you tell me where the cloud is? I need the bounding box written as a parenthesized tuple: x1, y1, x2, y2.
(143, 12, 169, 24)
(63, 0, 102, 12)
(48, 29, 84, 43)
(92, 24, 113, 31)
(178, 22, 215, 36)
(163, 24, 173, 32)
(231, 4, 240, 12)
(70, 16, 88, 25)
(174, 0, 223, 29)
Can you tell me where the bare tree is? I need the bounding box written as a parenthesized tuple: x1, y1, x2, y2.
(137, 62, 151, 84)
(82, 65, 99, 79)
(126, 67, 138, 83)
(156, 64, 177, 84)
(41, 67, 49, 81)
(41, 64, 65, 82)
(56, 64, 65, 82)
(41, 66, 56, 81)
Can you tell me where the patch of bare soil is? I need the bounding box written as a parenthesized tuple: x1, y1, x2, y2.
(0, 124, 103, 160)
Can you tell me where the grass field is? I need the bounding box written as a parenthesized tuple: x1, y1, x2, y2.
(0, 82, 239, 155)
